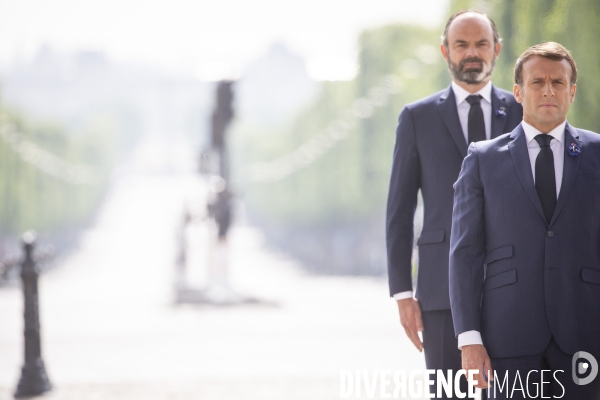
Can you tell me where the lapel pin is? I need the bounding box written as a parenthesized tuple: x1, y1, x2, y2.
(494, 107, 506, 118)
(568, 142, 581, 156)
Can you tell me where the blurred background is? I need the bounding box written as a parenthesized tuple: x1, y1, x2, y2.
(0, 0, 599, 399)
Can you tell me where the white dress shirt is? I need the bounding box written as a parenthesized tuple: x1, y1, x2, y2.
(452, 80, 493, 142)
(392, 81, 495, 302)
(457, 119, 567, 349)
(523, 120, 565, 196)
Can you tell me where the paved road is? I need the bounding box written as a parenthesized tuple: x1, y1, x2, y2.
(0, 140, 428, 400)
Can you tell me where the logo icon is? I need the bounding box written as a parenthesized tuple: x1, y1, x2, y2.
(572, 351, 598, 385)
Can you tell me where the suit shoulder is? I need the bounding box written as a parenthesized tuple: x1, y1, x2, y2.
(402, 88, 447, 112)
(576, 128, 600, 143)
(494, 86, 516, 98)
(474, 131, 513, 153)
(493, 86, 515, 97)
(573, 128, 600, 168)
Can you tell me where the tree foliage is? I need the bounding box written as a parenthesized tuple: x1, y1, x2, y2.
(485, 0, 600, 132)
(237, 24, 449, 273)
(0, 107, 118, 247)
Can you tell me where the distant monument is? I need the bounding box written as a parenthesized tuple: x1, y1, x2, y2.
(208, 81, 234, 240)
(177, 81, 239, 305)
(211, 81, 234, 181)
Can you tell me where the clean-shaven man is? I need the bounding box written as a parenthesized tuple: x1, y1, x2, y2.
(450, 42, 600, 399)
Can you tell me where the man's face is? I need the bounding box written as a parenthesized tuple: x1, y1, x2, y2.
(440, 14, 501, 85)
(513, 56, 576, 133)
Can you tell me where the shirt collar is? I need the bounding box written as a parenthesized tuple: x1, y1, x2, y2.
(522, 120, 566, 145)
(452, 80, 493, 105)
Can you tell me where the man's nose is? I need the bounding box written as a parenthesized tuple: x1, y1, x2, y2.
(465, 45, 478, 57)
(542, 81, 555, 97)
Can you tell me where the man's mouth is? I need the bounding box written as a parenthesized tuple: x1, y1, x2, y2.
(460, 59, 484, 72)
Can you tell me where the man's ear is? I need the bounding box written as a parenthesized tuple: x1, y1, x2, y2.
(570, 84, 577, 103)
(440, 44, 449, 62)
(495, 41, 501, 57)
(513, 84, 523, 103)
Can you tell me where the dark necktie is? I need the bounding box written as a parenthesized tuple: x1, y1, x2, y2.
(466, 95, 486, 144)
(534, 134, 556, 223)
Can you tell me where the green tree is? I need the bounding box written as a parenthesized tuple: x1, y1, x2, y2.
(237, 24, 450, 273)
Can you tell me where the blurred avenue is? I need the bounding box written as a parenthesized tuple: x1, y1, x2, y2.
(0, 138, 425, 399)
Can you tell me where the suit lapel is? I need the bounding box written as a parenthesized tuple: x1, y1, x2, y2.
(508, 124, 547, 223)
(491, 86, 510, 138)
(437, 86, 468, 158)
(550, 124, 582, 225)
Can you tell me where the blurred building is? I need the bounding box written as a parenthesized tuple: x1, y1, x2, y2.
(237, 42, 318, 126)
(1, 45, 212, 147)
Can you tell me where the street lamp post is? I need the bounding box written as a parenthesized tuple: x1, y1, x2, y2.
(14, 231, 52, 398)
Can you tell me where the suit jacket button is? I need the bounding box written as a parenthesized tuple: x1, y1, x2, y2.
(548, 231, 555, 237)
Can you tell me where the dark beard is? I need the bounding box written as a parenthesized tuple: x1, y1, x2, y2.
(448, 56, 496, 85)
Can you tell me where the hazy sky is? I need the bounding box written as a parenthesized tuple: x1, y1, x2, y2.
(0, 0, 449, 80)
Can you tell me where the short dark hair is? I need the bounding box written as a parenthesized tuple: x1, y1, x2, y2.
(514, 42, 577, 86)
(441, 9, 501, 47)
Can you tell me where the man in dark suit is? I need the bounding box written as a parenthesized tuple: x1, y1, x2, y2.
(450, 42, 600, 399)
(386, 9, 522, 398)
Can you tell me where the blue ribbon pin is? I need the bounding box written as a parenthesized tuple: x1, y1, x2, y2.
(494, 107, 506, 118)
(568, 142, 581, 156)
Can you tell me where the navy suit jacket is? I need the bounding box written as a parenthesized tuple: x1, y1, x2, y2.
(387, 84, 522, 311)
(450, 123, 600, 358)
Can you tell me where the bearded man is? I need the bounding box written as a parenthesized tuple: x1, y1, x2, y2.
(386, 9, 523, 399)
